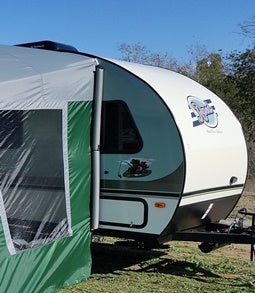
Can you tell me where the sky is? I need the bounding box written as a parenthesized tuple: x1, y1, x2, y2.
(0, 0, 254, 64)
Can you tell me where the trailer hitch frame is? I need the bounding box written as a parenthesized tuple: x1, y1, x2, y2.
(172, 208, 255, 262)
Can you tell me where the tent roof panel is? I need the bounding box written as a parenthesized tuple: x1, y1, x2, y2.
(0, 45, 98, 108)
(0, 45, 97, 80)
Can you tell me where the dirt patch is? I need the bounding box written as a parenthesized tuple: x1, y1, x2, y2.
(218, 273, 241, 279)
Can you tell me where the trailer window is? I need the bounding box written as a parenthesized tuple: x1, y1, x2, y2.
(101, 100, 143, 154)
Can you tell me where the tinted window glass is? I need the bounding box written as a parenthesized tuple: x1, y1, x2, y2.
(100, 100, 143, 154)
(0, 110, 23, 149)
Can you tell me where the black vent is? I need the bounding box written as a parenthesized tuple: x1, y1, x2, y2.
(15, 40, 78, 53)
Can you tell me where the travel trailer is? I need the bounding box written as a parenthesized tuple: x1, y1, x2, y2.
(0, 41, 248, 292)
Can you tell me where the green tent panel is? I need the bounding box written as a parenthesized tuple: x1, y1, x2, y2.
(0, 45, 96, 293)
(0, 102, 92, 293)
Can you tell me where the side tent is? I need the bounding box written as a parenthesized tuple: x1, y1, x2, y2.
(0, 45, 97, 292)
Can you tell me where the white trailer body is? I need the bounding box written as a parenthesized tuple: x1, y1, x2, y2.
(96, 58, 247, 243)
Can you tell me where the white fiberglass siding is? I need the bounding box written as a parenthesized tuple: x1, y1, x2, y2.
(109, 60, 247, 195)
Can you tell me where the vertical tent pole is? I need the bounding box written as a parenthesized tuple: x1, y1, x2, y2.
(92, 67, 104, 230)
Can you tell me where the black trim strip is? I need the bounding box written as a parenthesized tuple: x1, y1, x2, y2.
(94, 228, 159, 242)
(0, 173, 65, 191)
(99, 195, 148, 229)
(101, 188, 180, 198)
(183, 184, 244, 197)
(2, 182, 65, 191)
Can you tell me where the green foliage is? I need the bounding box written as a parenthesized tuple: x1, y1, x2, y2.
(223, 48, 255, 175)
(225, 49, 255, 141)
(193, 53, 227, 98)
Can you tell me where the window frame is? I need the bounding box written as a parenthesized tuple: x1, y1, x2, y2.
(0, 108, 72, 254)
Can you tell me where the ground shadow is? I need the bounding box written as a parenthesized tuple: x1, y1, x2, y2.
(91, 241, 166, 274)
(91, 241, 219, 279)
(136, 258, 219, 278)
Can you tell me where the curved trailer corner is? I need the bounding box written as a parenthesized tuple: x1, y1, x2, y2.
(96, 58, 247, 245)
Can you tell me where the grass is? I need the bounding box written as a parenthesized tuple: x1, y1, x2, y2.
(58, 238, 255, 293)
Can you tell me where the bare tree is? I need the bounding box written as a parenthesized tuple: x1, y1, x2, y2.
(118, 43, 178, 71)
(187, 43, 209, 64)
(240, 15, 255, 41)
(179, 43, 209, 76)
